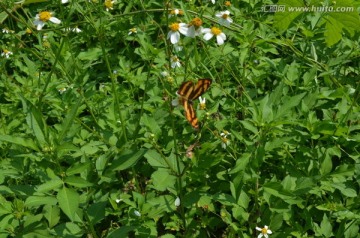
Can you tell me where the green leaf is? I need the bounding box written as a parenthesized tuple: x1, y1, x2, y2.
(107, 226, 137, 238)
(107, 148, 146, 171)
(151, 169, 176, 192)
(57, 186, 79, 221)
(25, 196, 57, 207)
(36, 179, 63, 193)
(144, 149, 169, 168)
(43, 205, 60, 228)
(0, 134, 39, 151)
(64, 176, 93, 188)
(86, 201, 107, 225)
(25, 103, 48, 147)
(320, 213, 332, 237)
(140, 114, 162, 137)
(274, 0, 304, 32)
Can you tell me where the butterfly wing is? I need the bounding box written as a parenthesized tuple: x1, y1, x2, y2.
(177, 81, 195, 100)
(188, 78, 212, 100)
(177, 78, 212, 129)
(183, 100, 199, 129)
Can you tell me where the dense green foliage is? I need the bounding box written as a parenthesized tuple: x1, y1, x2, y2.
(0, 0, 359, 237)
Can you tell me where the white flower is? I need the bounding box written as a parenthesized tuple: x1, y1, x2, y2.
(128, 27, 137, 35)
(2, 28, 10, 34)
(210, 0, 215, 3)
(174, 44, 183, 52)
(220, 131, 231, 149)
(256, 225, 272, 238)
(170, 56, 181, 68)
(175, 197, 181, 207)
(64, 27, 82, 33)
(187, 17, 203, 38)
(134, 210, 141, 217)
(216, 10, 233, 26)
(160, 71, 169, 77)
(198, 96, 206, 110)
(1, 50, 13, 58)
(62, 0, 69, 3)
(169, 9, 184, 17)
(115, 198, 122, 203)
(202, 27, 226, 45)
(104, 0, 114, 11)
(34, 11, 61, 30)
(167, 23, 189, 44)
(58, 87, 67, 94)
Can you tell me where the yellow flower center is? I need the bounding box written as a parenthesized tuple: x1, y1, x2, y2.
(190, 17, 203, 27)
(199, 103, 206, 110)
(3, 49, 9, 54)
(130, 28, 137, 33)
(222, 13, 229, 19)
(261, 227, 268, 234)
(169, 23, 180, 32)
(225, 1, 231, 6)
(39, 11, 52, 22)
(104, 0, 113, 9)
(26, 28, 32, 34)
(221, 137, 228, 144)
(211, 27, 222, 35)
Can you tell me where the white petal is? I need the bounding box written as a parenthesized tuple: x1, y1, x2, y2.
(179, 26, 189, 36)
(170, 32, 180, 44)
(50, 17, 61, 24)
(201, 28, 211, 34)
(215, 12, 222, 18)
(175, 197, 181, 206)
(203, 33, 213, 41)
(224, 10, 230, 15)
(256, 227, 262, 231)
(187, 26, 196, 38)
(257, 234, 263, 238)
(216, 35, 224, 45)
(36, 22, 45, 30)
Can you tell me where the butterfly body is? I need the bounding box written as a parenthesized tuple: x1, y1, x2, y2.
(176, 79, 212, 129)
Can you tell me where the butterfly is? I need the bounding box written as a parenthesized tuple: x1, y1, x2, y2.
(176, 78, 212, 129)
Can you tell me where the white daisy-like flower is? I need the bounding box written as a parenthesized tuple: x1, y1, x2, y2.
(104, 0, 114, 11)
(256, 225, 272, 238)
(128, 27, 137, 35)
(1, 50, 13, 58)
(175, 197, 181, 207)
(167, 22, 189, 44)
(198, 96, 206, 110)
(220, 130, 231, 149)
(169, 9, 184, 17)
(210, 0, 215, 3)
(170, 55, 181, 68)
(202, 27, 226, 45)
(62, 0, 69, 3)
(2, 28, 10, 34)
(216, 10, 233, 26)
(187, 17, 203, 38)
(33, 11, 61, 30)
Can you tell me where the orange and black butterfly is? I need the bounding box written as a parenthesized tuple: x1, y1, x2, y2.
(176, 78, 212, 129)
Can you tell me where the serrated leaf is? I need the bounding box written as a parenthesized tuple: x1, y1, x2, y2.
(64, 176, 93, 188)
(36, 179, 63, 193)
(25, 196, 57, 208)
(107, 148, 146, 171)
(57, 186, 79, 221)
(151, 169, 176, 192)
(43, 205, 60, 228)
